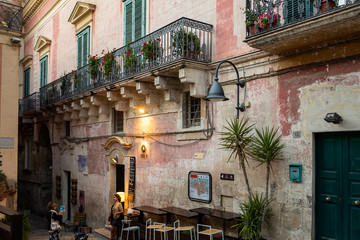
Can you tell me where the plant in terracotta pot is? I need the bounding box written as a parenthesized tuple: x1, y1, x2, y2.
(101, 48, 117, 77)
(254, 12, 281, 30)
(88, 54, 99, 80)
(319, 0, 336, 13)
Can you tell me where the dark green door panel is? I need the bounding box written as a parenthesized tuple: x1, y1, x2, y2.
(316, 132, 360, 240)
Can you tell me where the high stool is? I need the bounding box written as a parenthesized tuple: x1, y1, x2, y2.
(174, 220, 196, 240)
(197, 224, 224, 240)
(145, 218, 163, 240)
(120, 220, 140, 240)
(154, 222, 174, 240)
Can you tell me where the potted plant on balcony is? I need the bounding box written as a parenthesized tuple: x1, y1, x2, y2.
(101, 48, 117, 77)
(88, 54, 99, 80)
(254, 12, 281, 31)
(141, 38, 161, 65)
(245, 8, 259, 35)
(171, 29, 201, 59)
(72, 70, 80, 91)
(60, 73, 69, 96)
(319, 0, 336, 13)
(123, 44, 137, 72)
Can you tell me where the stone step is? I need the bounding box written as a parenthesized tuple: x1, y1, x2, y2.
(94, 227, 111, 239)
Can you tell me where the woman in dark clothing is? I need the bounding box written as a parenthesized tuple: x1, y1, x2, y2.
(47, 201, 65, 239)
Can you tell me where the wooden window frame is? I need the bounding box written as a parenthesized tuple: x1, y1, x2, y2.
(77, 26, 90, 68)
(40, 56, 48, 88)
(123, 0, 146, 44)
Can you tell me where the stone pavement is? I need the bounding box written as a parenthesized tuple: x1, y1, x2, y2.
(28, 214, 102, 240)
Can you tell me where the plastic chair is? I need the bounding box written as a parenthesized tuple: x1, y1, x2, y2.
(154, 222, 174, 240)
(174, 220, 195, 240)
(197, 224, 224, 240)
(120, 220, 140, 240)
(145, 218, 163, 240)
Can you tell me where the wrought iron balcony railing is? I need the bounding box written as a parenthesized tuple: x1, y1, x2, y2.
(40, 17, 213, 107)
(245, 0, 359, 37)
(19, 92, 40, 115)
(0, 1, 22, 32)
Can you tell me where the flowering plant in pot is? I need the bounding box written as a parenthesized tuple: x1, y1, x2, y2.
(141, 38, 161, 63)
(123, 44, 137, 72)
(171, 29, 200, 58)
(101, 48, 117, 77)
(254, 12, 281, 30)
(87, 54, 99, 80)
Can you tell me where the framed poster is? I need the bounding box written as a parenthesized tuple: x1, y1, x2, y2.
(188, 171, 212, 203)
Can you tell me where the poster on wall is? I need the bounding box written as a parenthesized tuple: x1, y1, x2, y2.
(188, 171, 212, 203)
(78, 155, 86, 172)
(128, 156, 136, 200)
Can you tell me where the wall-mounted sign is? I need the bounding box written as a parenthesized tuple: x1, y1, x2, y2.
(128, 157, 136, 200)
(220, 173, 234, 181)
(188, 171, 212, 203)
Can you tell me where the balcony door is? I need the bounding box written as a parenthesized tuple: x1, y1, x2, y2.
(315, 132, 360, 239)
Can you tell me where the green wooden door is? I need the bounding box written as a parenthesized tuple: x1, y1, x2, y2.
(316, 132, 360, 239)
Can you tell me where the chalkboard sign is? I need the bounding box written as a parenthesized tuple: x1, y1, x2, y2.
(128, 157, 136, 200)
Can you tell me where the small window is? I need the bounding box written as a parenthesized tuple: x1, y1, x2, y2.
(24, 140, 31, 169)
(183, 92, 201, 128)
(113, 110, 124, 133)
(65, 121, 71, 137)
(77, 26, 90, 68)
(40, 56, 48, 87)
(124, 0, 146, 43)
(24, 68, 31, 97)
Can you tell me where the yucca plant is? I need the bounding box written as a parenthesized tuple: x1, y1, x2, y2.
(219, 118, 254, 198)
(233, 193, 273, 240)
(250, 126, 284, 235)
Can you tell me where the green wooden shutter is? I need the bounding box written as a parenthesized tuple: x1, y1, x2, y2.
(82, 30, 88, 66)
(134, 0, 142, 41)
(40, 56, 48, 88)
(24, 68, 30, 97)
(125, 1, 133, 43)
(77, 35, 82, 67)
(287, 0, 313, 23)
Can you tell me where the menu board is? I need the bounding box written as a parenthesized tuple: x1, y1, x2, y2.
(128, 157, 136, 200)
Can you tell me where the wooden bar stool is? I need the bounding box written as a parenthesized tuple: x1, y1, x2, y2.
(197, 224, 224, 240)
(174, 220, 196, 240)
(145, 218, 163, 240)
(154, 222, 174, 240)
(120, 220, 140, 240)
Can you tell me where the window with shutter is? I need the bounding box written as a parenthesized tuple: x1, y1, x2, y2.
(123, 0, 145, 43)
(286, 0, 313, 23)
(76, 27, 90, 68)
(24, 68, 30, 97)
(40, 56, 48, 88)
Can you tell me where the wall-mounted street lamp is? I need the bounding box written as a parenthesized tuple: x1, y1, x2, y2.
(204, 60, 245, 119)
(324, 112, 342, 124)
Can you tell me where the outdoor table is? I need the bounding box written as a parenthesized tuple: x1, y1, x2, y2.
(159, 207, 198, 224)
(189, 207, 238, 234)
(132, 206, 167, 223)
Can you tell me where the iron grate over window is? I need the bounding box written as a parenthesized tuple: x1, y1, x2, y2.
(183, 92, 201, 128)
(113, 110, 124, 133)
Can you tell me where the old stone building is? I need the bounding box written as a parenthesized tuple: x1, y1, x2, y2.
(0, 0, 22, 210)
(18, 0, 360, 239)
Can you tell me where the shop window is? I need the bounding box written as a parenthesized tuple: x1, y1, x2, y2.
(183, 92, 201, 128)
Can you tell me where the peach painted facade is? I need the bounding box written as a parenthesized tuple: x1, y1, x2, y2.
(17, 0, 360, 239)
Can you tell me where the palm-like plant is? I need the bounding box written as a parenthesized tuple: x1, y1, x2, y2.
(250, 126, 285, 235)
(219, 118, 254, 198)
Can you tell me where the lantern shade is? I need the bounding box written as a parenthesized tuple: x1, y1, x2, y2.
(117, 192, 126, 202)
(204, 80, 229, 101)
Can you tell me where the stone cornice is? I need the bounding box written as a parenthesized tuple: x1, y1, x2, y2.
(23, 0, 47, 25)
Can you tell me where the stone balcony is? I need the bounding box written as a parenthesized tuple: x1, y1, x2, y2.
(39, 17, 213, 110)
(243, 0, 360, 55)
